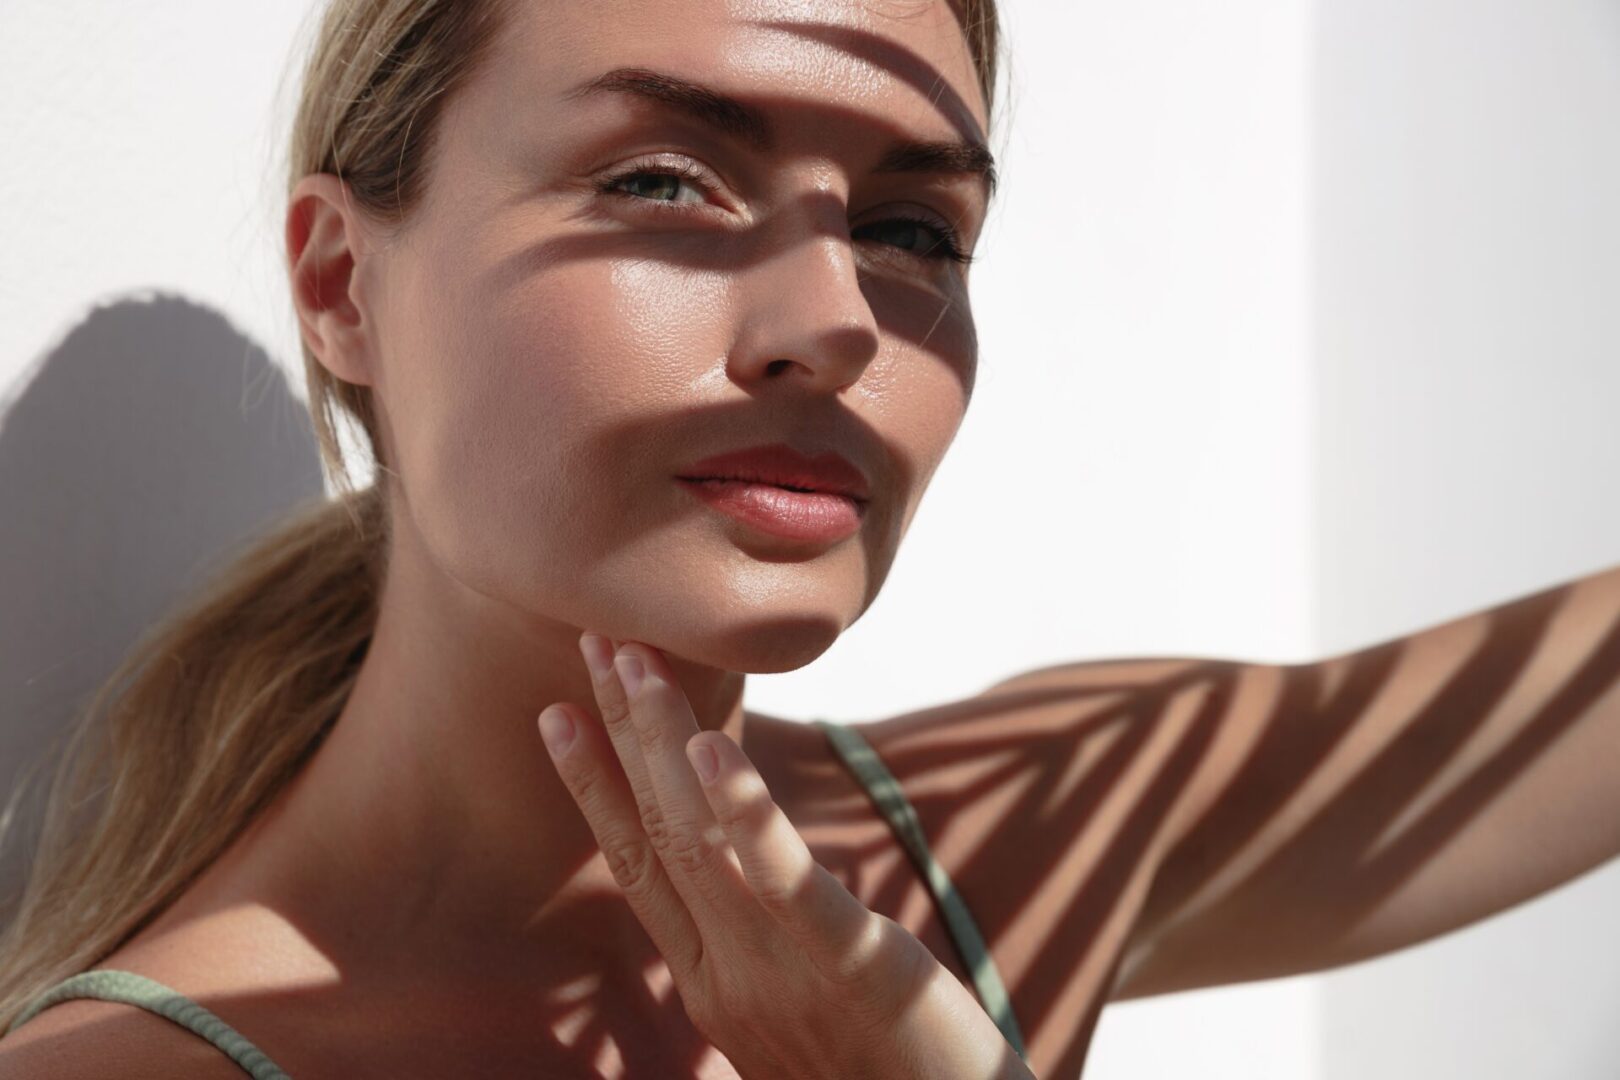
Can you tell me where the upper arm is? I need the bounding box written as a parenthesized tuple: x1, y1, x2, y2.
(0, 998, 252, 1080)
(1114, 567, 1620, 1000)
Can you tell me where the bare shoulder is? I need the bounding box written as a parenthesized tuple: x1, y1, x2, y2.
(799, 656, 1270, 1078)
(0, 996, 251, 1080)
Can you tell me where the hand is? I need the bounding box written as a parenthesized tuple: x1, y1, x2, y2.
(535, 631, 1034, 1079)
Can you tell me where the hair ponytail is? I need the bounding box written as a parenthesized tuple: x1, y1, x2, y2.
(0, 485, 386, 1028)
(0, 0, 513, 1030)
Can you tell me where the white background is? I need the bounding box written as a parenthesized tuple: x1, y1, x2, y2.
(2, 1, 1617, 1076)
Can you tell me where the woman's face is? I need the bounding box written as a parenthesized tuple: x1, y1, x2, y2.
(359, 0, 992, 671)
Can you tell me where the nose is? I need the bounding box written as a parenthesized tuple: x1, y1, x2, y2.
(728, 195, 881, 391)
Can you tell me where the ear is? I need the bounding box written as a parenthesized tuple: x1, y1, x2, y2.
(285, 172, 385, 388)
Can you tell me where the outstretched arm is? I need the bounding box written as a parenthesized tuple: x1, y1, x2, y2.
(1112, 560, 1620, 998)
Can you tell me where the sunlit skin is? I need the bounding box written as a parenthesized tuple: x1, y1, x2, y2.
(161, 0, 992, 1058)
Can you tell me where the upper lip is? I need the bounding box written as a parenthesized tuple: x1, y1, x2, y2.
(678, 442, 871, 502)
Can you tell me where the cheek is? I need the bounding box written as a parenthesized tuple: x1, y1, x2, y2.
(865, 270, 977, 395)
(394, 256, 734, 602)
(859, 284, 976, 536)
(868, 279, 976, 448)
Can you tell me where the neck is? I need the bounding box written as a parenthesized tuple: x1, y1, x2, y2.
(234, 514, 750, 986)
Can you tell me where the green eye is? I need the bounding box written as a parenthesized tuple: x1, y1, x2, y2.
(623, 174, 680, 200)
(618, 173, 698, 202)
(600, 165, 710, 206)
(854, 217, 972, 264)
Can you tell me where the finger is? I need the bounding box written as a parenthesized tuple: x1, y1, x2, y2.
(578, 632, 660, 856)
(538, 698, 705, 981)
(579, 633, 749, 951)
(688, 730, 884, 983)
(612, 642, 772, 949)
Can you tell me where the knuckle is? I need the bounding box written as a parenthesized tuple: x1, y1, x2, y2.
(662, 826, 714, 879)
(749, 869, 803, 911)
(564, 759, 606, 805)
(712, 778, 772, 832)
(600, 834, 661, 897)
(638, 798, 675, 852)
(598, 701, 636, 736)
(823, 917, 931, 1039)
(826, 913, 898, 989)
(632, 711, 679, 752)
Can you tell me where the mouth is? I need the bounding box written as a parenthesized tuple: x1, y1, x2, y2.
(674, 476, 866, 543)
(677, 475, 866, 502)
(677, 442, 872, 504)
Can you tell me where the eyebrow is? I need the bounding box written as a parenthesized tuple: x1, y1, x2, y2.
(562, 66, 997, 201)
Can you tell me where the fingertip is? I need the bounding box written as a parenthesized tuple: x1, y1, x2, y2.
(539, 704, 576, 757)
(686, 737, 720, 784)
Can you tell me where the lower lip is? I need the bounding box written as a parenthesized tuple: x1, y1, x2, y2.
(676, 478, 865, 542)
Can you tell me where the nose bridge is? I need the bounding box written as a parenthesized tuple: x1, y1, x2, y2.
(739, 187, 879, 376)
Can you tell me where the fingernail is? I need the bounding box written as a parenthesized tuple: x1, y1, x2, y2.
(615, 651, 645, 696)
(539, 705, 575, 756)
(688, 741, 719, 784)
(580, 632, 613, 681)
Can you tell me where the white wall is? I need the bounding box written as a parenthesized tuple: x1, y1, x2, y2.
(1, 1, 1615, 1077)
(960, 3, 1320, 1077)
(0, 0, 330, 935)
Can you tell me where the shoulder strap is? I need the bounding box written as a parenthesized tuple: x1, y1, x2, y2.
(812, 719, 1028, 1064)
(5, 969, 292, 1080)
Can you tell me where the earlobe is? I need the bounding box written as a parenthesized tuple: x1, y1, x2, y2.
(285, 173, 379, 388)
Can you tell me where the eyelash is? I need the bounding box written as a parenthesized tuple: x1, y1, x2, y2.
(592, 160, 975, 266)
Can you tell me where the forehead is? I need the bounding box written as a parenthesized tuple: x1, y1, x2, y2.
(479, 0, 987, 147)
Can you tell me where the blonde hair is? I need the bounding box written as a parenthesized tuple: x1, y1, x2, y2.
(0, 0, 1001, 1029)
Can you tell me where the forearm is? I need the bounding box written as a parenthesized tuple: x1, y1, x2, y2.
(1125, 560, 1620, 994)
(1309, 559, 1620, 962)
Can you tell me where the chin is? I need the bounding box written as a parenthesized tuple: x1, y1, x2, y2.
(644, 616, 847, 676)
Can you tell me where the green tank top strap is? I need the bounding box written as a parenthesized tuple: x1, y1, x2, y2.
(812, 719, 1029, 1064)
(4, 968, 292, 1080)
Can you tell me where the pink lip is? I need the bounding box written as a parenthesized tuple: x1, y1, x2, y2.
(676, 478, 864, 543)
(677, 442, 870, 503)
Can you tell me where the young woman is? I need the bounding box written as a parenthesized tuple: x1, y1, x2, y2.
(4, 0, 1619, 1077)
